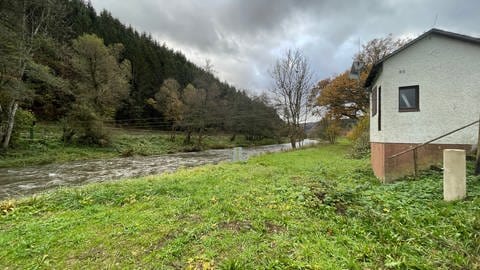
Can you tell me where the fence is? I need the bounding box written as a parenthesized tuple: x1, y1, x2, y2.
(388, 118, 480, 177)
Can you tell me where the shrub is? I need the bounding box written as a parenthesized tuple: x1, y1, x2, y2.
(10, 109, 36, 146)
(346, 116, 369, 141)
(0, 200, 15, 215)
(317, 115, 341, 144)
(77, 121, 110, 147)
(351, 131, 370, 158)
(63, 104, 111, 146)
(348, 116, 370, 158)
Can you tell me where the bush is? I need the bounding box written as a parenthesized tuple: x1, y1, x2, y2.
(317, 116, 341, 144)
(348, 116, 370, 158)
(77, 121, 110, 146)
(346, 116, 369, 141)
(351, 131, 370, 158)
(63, 104, 111, 146)
(10, 109, 36, 146)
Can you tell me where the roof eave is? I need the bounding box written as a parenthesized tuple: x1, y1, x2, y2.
(364, 62, 382, 89)
(363, 28, 480, 89)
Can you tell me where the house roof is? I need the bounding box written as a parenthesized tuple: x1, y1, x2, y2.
(364, 28, 480, 88)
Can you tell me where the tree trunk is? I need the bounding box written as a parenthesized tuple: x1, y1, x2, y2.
(289, 124, 300, 149)
(0, 104, 4, 141)
(475, 115, 480, 175)
(290, 136, 297, 149)
(170, 125, 176, 141)
(197, 129, 203, 147)
(2, 101, 18, 150)
(184, 130, 192, 144)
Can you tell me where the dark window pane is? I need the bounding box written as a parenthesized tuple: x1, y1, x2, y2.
(372, 87, 377, 116)
(399, 86, 419, 111)
(378, 87, 381, 131)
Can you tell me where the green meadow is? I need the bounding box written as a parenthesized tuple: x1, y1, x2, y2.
(1, 143, 479, 269)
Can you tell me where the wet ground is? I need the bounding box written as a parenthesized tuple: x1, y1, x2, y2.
(0, 140, 318, 200)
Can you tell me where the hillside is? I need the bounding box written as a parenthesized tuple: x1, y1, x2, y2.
(0, 0, 284, 152)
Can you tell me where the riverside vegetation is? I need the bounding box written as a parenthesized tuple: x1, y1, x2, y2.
(0, 123, 281, 168)
(1, 0, 283, 153)
(1, 143, 479, 269)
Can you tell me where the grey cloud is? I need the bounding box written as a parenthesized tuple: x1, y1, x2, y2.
(90, 0, 480, 93)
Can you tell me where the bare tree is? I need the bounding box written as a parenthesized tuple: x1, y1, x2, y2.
(203, 59, 216, 75)
(270, 49, 314, 149)
(355, 34, 408, 66)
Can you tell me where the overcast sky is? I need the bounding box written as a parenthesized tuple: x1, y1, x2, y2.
(90, 0, 480, 94)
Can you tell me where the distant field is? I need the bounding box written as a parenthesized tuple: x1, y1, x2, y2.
(1, 143, 478, 269)
(0, 123, 282, 168)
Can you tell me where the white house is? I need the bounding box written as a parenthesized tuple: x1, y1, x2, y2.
(364, 28, 480, 182)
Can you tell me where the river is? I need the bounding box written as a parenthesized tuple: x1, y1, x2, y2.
(0, 140, 318, 200)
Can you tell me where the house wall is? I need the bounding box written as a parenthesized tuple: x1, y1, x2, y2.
(370, 34, 480, 146)
(371, 142, 472, 182)
(370, 142, 385, 179)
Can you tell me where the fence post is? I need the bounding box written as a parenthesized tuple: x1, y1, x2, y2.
(475, 115, 480, 175)
(29, 121, 36, 140)
(413, 148, 418, 178)
(232, 147, 243, 162)
(443, 149, 466, 201)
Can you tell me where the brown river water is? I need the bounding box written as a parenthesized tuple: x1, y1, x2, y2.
(0, 140, 318, 200)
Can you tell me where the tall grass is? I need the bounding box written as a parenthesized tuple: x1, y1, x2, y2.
(1, 144, 478, 268)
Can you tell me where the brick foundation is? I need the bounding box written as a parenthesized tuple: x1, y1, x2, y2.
(371, 142, 473, 182)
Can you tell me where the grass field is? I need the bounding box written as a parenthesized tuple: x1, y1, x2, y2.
(0, 123, 281, 168)
(0, 143, 479, 269)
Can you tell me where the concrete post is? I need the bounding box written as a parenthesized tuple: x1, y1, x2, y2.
(443, 149, 466, 201)
(475, 116, 480, 175)
(232, 147, 243, 162)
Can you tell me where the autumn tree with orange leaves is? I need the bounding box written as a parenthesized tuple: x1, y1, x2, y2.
(314, 35, 408, 120)
(316, 71, 369, 120)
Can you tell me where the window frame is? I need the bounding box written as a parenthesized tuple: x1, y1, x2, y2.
(398, 85, 419, 112)
(378, 86, 381, 131)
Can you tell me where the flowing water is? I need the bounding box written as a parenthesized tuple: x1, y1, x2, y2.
(0, 140, 318, 200)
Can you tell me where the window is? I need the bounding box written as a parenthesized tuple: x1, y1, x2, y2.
(399, 85, 419, 112)
(378, 87, 381, 131)
(371, 87, 377, 116)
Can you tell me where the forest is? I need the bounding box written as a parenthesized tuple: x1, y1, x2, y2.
(0, 0, 283, 151)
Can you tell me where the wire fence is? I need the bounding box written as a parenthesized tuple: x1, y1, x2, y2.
(16, 112, 290, 143)
(388, 118, 480, 177)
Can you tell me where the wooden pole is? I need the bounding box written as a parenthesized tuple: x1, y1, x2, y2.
(389, 119, 479, 159)
(475, 114, 480, 175)
(413, 148, 418, 178)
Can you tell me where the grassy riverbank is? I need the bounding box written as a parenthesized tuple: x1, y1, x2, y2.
(0, 123, 281, 168)
(1, 143, 479, 269)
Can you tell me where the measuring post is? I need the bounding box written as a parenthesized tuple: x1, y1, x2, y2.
(443, 149, 466, 201)
(475, 114, 480, 175)
(232, 147, 243, 162)
(413, 148, 418, 178)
